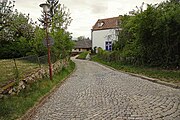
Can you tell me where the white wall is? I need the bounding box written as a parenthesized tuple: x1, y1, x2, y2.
(92, 29, 117, 50)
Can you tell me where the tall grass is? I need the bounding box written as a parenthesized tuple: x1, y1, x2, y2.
(0, 60, 75, 120)
(92, 55, 180, 84)
(0, 58, 43, 85)
(0, 59, 16, 84)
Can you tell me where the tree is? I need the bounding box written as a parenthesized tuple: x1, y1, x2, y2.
(0, 0, 74, 59)
(47, 0, 59, 18)
(114, 0, 180, 67)
(0, 0, 15, 31)
(0, 0, 36, 58)
(50, 3, 73, 59)
(38, 0, 73, 59)
(29, 27, 47, 56)
(51, 4, 72, 32)
(77, 36, 86, 41)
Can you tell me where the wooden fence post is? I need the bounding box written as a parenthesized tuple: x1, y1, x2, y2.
(13, 59, 19, 79)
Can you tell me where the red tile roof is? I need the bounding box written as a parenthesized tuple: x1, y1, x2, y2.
(92, 17, 120, 31)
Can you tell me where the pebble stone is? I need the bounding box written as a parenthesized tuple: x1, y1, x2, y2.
(30, 58, 180, 120)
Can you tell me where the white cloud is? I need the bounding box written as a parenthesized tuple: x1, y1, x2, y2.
(14, 0, 166, 38)
(15, 0, 45, 22)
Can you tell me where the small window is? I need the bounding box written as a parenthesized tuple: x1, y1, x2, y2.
(105, 41, 112, 51)
(106, 45, 108, 51)
(109, 45, 112, 51)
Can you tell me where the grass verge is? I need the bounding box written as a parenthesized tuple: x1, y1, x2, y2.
(76, 51, 89, 59)
(0, 60, 75, 120)
(92, 55, 180, 84)
(0, 59, 40, 86)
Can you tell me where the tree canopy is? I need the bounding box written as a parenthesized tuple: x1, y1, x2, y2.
(113, 0, 180, 68)
(0, 0, 74, 59)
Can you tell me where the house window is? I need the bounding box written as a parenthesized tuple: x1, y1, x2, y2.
(105, 41, 112, 51)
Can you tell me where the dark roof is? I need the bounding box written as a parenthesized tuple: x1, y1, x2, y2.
(92, 17, 120, 31)
(74, 39, 92, 49)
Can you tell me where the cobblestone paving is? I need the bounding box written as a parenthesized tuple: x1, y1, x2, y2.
(31, 58, 180, 120)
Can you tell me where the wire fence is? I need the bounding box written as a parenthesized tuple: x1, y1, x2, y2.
(0, 54, 58, 87)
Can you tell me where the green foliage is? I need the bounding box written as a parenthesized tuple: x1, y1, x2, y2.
(77, 36, 86, 41)
(77, 51, 89, 59)
(0, 0, 35, 58)
(97, 47, 111, 62)
(114, 0, 180, 68)
(50, 3, 74, 59)
(0, 60, 75, 120)
(0, 0, 15, 31)
(52, 29, 74, 59)
(28, 27, 47, 56)
(0, 0, 74, 59)
(51, 3, 72, 32)
(47, 0, 59, 18)
(92, 55, 180, 83)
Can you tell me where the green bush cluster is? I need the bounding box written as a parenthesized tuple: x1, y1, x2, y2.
(0, 0, 74, 59)
(113, 0, 180, 68)
(97, 47, 136, 65)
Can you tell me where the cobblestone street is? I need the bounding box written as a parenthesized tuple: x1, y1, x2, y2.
(30, 58, 180, 120)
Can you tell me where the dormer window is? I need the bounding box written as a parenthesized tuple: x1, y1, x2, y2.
(98, 22, 104, 27)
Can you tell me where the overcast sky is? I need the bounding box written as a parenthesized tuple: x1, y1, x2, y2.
(14, 0, 166, 39)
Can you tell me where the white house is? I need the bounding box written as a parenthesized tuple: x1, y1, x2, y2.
(91, 16, 120, 51)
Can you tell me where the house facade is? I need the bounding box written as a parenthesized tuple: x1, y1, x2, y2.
(72, 39, 92, 55)
(91, 17, 120, 51)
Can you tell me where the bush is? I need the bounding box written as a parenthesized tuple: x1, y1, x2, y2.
(114, 0, 180, 68)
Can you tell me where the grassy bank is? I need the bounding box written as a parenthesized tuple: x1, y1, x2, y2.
(0, 59, 40, 85)
(0, 60, 75, 120)
(92, 55, 180, 84)
(76, 51, 89, 59)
